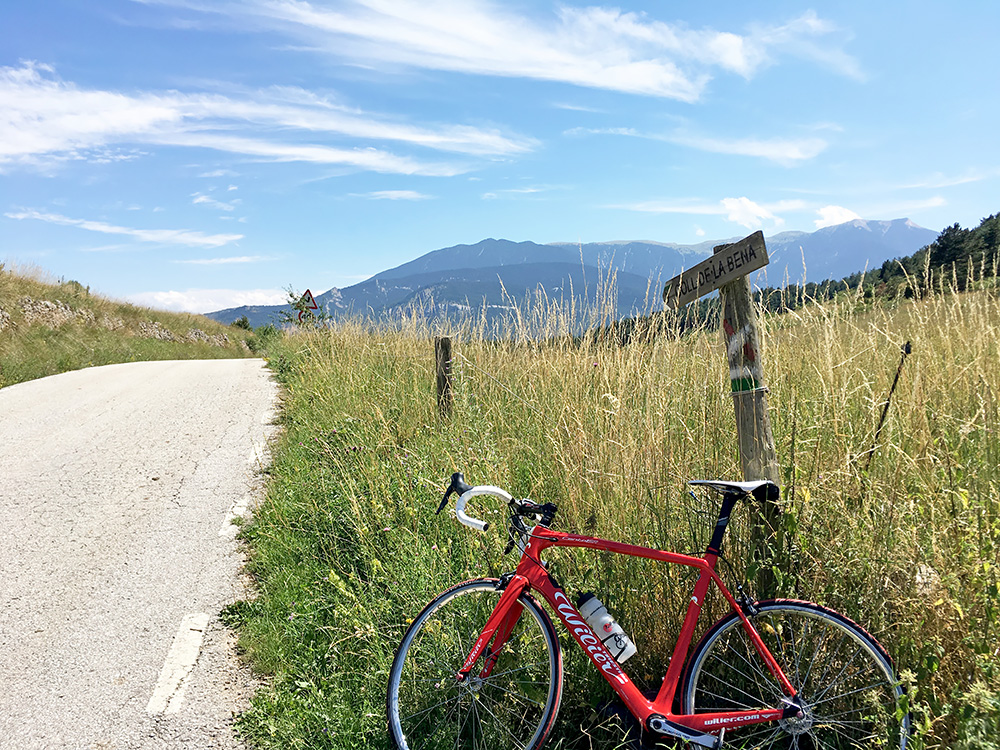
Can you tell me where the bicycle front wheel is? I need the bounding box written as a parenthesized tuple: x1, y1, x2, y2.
(387, 578, 563, 750)
(682, 600, 910, 749)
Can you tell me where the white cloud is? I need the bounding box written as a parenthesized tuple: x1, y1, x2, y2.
(174, 255, 269, 264)
(127, 288, 288, 314)
(192, 192, 241, 211)
(5, 209, 242, 247)
(0, 62, 532, 174)
(614, 196, 806, 229)
(668, 133, 827, 165)
(900, 171, 989, 189)
(149, 2, 860, 101)
(480, 184, 559, 200)
(351, 190, 433, 200)
(814, 205, 862, 229)
(721, 197, 782, 229)
(748, 11, 865, 81)
(567, 125, 827, 165)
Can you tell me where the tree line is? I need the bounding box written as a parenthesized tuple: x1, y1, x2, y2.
(757, 212, 1000, 313)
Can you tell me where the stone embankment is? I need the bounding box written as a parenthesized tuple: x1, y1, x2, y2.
(4, 296, 233, 347)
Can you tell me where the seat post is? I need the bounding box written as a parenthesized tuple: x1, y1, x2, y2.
(706, 491, 741, 557)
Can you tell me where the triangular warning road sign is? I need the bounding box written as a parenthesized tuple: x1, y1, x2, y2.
(299, 289, 318, 310)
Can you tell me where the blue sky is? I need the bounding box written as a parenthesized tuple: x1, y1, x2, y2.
(2, 1, 997, 313)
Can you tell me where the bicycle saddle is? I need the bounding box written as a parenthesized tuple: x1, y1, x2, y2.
(689, 479, 778, 499)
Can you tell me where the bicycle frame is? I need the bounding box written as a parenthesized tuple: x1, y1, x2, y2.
(456, 494, 800, 736)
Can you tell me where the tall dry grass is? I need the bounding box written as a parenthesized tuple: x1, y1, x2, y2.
(236, 281, 1000, 748)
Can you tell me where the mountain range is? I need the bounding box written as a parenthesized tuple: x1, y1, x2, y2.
(205, 218, 939, 328)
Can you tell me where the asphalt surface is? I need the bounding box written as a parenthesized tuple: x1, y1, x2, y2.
(0, 359, 279, 749)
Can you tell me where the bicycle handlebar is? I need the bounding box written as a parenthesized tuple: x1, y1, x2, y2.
(436, 472, 512, 533)
(455, 485, 513, 533)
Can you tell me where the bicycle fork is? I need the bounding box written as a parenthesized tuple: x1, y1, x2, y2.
(455, 575, 529, 683)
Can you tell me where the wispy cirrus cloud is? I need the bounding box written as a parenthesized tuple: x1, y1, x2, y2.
(566, 126, 828, 165)
(5, 208, 243, 247)
(142, 2, 863, 101)
(668, 133, 827, 165)
(350, 189, 433, 200)
(614, 197, 807, 229)
(0, 61, 533, 174)
(899, 171, 991, 190)
(481, 185, 559, 200)
(174, 255, 269, 264)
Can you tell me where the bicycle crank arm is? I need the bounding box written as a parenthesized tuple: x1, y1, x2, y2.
(647, 716, 721, 748)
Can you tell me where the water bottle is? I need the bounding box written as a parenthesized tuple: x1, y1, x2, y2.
(577, 592, 637, 663)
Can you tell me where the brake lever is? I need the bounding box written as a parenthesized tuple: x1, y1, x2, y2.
(435, 485, 452, 515)
(436, 472, 472, 515)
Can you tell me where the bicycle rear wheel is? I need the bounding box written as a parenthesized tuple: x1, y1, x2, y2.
(682, 600, 910, 749)
(387, 578, 563, 750)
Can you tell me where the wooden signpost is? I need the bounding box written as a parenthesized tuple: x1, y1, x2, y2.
(663, 231, 770, 311)
(663, 230, 781, 594)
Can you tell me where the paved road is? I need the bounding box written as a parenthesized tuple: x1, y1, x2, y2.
(0, 360, 279, 749)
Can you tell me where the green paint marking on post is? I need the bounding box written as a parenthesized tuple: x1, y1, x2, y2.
(731, 377, 759, 393)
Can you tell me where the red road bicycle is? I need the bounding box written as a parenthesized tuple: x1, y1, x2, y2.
(387, 473, 910, 749)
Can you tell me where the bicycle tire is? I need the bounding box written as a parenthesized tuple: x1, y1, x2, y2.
(681, 599, 910, 749)
(387, 578, 563, 750)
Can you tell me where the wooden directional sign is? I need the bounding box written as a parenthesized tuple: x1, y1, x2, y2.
(297, 289, 319, 322)
(662, 230, 769, 309)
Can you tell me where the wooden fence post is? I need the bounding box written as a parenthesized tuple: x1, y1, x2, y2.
(435, 336, 453, 418)
(714, 234, 782, 596)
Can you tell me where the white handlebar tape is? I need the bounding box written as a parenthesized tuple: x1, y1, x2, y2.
(454, 486, 514, 533)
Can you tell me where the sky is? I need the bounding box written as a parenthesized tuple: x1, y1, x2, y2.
(1, 1, 998, 313)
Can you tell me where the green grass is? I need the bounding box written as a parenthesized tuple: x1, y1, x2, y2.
(234, 286, 1000, 749)
(0, 263, 262, 387)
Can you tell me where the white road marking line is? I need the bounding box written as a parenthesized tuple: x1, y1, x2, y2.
(247, 439, 267, 467)
(146, 613, 210, 715)
(219, 492, 253, 537)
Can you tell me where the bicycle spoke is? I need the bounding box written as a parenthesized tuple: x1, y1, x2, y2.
(812, 642, 868, 705)
(811, 678, 894, 711)
(484, 661, 550, 680)
(473, 694, 532, 749)
(716, 640, 784, 700)
(483, 680, 547, 710)
(693, 675, 770, 710)
(401, 691, 461, 725)
(683, 603, 907, 750)
(388, 581, 560, 750)
(799, 620, 830, 691)
(809, 632, 850, 697)
(410, 692, 463, 750)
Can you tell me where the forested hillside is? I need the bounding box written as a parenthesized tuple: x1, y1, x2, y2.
(759, 213, 1000, 311)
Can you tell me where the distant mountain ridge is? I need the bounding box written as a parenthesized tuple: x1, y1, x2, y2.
(205, 218, 938, 328)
